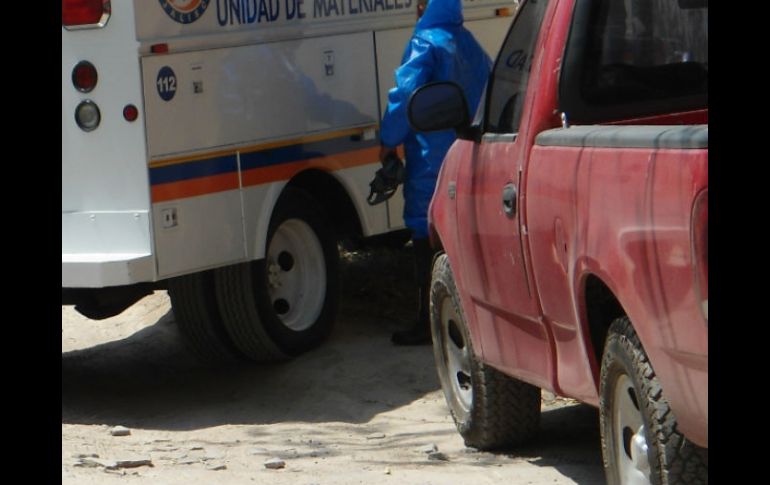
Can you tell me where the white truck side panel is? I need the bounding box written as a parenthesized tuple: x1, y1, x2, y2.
(153, 191, 245, 277)
(141, 33, 379, 157)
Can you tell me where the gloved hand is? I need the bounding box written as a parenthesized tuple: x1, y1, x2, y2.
(367, 151, 405, 206)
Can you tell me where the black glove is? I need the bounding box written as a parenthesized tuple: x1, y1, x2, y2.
(367, 153, 405, 206)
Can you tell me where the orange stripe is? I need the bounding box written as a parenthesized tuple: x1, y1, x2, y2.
(241, 146, 379, 187)
(151, 172, 239, 203)
(151, 146, 380, 203)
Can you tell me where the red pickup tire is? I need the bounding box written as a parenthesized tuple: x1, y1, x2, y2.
(430, 254, 540, 450)
(600, 317, 708, 485)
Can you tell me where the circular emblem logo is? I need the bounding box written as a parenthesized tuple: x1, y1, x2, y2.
(158, 0, 210, 24)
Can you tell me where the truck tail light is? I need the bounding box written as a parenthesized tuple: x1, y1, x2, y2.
(691, 190, 707, 323)
(72, 61, 97, 92)
(62, 0, 111, 28)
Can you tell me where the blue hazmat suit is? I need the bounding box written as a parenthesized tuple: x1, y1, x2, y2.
(380, 0, 492, 239)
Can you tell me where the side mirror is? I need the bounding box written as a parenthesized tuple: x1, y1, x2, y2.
(407, 82, 473, 137)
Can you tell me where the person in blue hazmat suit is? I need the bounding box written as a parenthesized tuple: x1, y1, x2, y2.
(380, 0, 492, 345)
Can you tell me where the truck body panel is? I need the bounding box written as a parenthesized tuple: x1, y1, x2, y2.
(63, 0, 514, 288)
(428, 0, 708, 449)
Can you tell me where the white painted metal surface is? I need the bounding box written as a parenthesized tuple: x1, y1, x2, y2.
(142, 32, 379, 158)
(62, 0, 517, 288)
(267, 219, 327, 331)
(62, 0, 154, 286)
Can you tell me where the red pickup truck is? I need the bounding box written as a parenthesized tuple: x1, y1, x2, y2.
(407, 0, 707, 483)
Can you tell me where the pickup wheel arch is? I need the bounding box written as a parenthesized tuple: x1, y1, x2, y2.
(583, 274, 626, 383)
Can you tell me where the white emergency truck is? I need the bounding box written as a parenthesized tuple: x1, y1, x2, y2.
(62, 0, 516, 362)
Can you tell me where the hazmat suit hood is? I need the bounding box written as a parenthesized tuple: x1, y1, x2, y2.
(416, 0, 464, 29)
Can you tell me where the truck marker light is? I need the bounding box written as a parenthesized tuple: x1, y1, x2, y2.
(123, 104, 139, 122)
(62, 0, 111, 28)
(75, 100, 101, 132)
(72, 61, 97, 93)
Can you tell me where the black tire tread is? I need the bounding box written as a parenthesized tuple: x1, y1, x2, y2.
(167, 272, 245, 364)
(600, 316, 707, 485)
(465, 361, 541, 449)
(431, 253, 540, 450)
(215, 263, 289, 362)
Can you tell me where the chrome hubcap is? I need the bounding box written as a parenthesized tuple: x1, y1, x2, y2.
(439, 296, 473, 413)
(613, 375, 651, 485)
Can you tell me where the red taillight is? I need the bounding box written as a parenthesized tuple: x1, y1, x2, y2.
(62, 0, 109, 27)
(123, 104, 139, 122)
(72, 61, 97, 92)
(691, 190, 708, 323)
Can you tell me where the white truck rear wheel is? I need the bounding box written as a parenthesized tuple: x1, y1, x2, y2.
(168, 271, 246, 364)
(215, 187, 339, 362)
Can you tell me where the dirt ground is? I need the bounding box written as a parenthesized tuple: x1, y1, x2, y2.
(62, 246, 605, 484)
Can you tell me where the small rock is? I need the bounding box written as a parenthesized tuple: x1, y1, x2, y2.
(419, 444, 438, 454)
(109, 426, 131, 437)
(206, 463, 227, 471)
(176, 458, 199, 465)
(264, 457, 286, 469)
(384, 467, 392, 475)
(249, 448, 270, 455)
(72, 453, 99, 459)
(103, 468, 126, 476)
(366, 432, 386, 440)
(78, 457, 118, 469)
(428, 452, 449, 461)
(189, 444, 204, 451)
(115, 457, 153, 468)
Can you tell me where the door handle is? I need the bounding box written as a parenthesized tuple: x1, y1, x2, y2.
(502, 183, 517, 218)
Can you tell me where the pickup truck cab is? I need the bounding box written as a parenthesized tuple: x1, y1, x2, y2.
(407, 0, 708, 483)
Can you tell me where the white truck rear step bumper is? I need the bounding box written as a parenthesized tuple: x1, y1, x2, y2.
(62, 253, 154, 288)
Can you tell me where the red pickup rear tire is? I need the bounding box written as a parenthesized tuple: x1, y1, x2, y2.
(430, 253, 540, 450)
(600, 317, 708, 485)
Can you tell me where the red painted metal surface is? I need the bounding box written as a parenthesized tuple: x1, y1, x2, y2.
(428, 0, 707, 447)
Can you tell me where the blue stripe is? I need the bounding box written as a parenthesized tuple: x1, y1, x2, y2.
(150, 134, 379, 186)
(150, 154, 237, 185)
(240, 136, 379, 171)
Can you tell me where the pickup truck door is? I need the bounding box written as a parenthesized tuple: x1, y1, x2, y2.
(454, 0, 552, 384)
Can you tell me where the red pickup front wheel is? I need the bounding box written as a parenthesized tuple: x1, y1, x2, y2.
(430, 253, 540, 450)
(600, 317, 707, 485)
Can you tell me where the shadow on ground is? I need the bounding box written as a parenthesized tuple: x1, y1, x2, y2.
(62, 246, 604, 484)
(62, 246, 431, 428)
